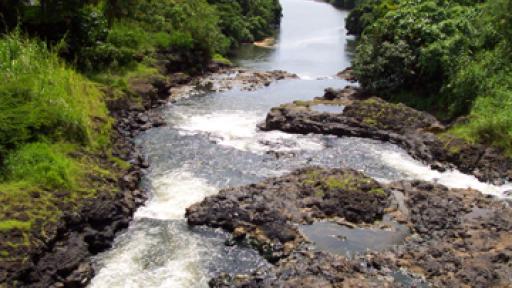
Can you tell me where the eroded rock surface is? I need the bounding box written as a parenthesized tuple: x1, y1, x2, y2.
(389, 180, 512, 287)
(210, 251, 401, 288)
(187, 167, 512, 287)
(187, 167, 389, 262)
(260, 87, 512, 183)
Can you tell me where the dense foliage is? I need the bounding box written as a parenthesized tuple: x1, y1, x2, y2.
(0, 0, 281, 72)
(0, 0, 282, 167)
(349, 0, 512, 153)
(208, 0, 282, 47)
(345, 0, 398, 35)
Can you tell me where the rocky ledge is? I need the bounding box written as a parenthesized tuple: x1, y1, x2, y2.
(187, 168, 389, 262)
(168, 68, 298, 100)
(186, 167, 512, 287)
(259, 87, 512, 184)
(0, 140, 147, 288)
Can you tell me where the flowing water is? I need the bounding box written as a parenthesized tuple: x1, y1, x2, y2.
(89, 1, 512, 287)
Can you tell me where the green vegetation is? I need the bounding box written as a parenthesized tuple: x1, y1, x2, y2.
(0, 220, 31, 232)
(0, 33, 110, 153)
(4, 143, 77, 189)
(208, 0, 282, 47)
(346, 0, 398, 35)
(0, 33, 113, 242)
(0, 0, 282, 270)
(348, 0, 512, 153)
(302, 169, 384, 197)
(1, 0, 281, 74)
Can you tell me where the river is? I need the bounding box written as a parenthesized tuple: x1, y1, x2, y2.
(89, 0, 511, 287)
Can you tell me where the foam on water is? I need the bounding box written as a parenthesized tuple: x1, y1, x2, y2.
(135, 169, 218, 220)
(379, 150, 512, 198)
(296, 74, 316, 80)
(177, 110, 324, 153)
(90, 166, 270, 288)
(89, 169, 220, 288)
(89, 222, 209, 288)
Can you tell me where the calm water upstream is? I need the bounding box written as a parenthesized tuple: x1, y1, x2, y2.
(89, 1, 511, 287)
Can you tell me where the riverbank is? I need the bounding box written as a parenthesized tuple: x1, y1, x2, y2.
(0, 58, 300, 286)
(347, 0, 512, 156)
(0, 0, 284, 285)
(0, 63, 167, 287)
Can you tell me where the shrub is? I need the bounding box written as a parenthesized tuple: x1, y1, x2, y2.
(346, 0, 398, 36)
(351, 0, 512, 153)
(353, 0, 476, 96)
(208, 0, 282, 47)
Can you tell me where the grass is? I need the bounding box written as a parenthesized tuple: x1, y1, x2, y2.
(325, 176, 353, 190)
(109, 155, 132, 170)
(89, 60, 160, 87)
(4, 143, 78, 189)
(89, 61, 160, 108)
(0, 32, 111, 153)
(0, 31, 113, 194)
(0, 33, 126, 264)
(302, 169, 385, 197)
(369, 187, 386, 196)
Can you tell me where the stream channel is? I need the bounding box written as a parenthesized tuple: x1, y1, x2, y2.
(89, 1, 511, 287)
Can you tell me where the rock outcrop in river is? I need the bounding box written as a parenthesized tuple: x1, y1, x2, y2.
(187, 167, 389, 262)
(187, 167, 512, 287)
(259, 87, 512, 184)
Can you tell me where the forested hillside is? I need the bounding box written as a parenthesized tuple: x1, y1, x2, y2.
(348, 0, 512, 153)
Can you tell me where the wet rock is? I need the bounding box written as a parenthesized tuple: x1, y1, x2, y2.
(388, 180, 512, 287)
(210, 251, 397, 288)
(187, 167, 389, 262)
(63, 262, 93, 288)
(323, 88, 340, 100)
(168, 72, 192, 85)
(260, 87, 512, 183)
(189, 166, 511, 287)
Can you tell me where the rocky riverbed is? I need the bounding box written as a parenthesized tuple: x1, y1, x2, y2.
(184, 83, 512, 287)
(260, 87, 512, 184)
(187, 167, 512, 287)
(0, 65, 297, 287)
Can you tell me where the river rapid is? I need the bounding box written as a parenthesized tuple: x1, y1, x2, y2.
(89, 0, 511, 287)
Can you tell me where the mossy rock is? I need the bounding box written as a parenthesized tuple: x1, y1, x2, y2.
(187, 167, 391, 263)
(344, 97, 441, 133)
